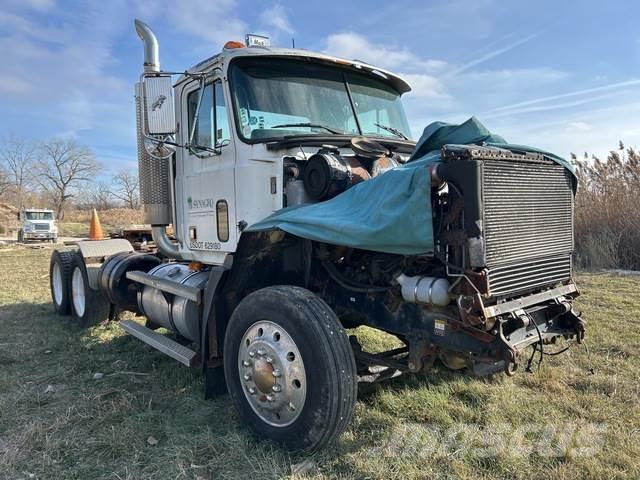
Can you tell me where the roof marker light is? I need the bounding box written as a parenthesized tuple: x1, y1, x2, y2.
(224, 40, 246, 50)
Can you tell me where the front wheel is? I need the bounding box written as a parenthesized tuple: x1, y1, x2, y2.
(223, 286, 357, 452)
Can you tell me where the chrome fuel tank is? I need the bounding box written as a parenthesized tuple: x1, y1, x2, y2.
(138, 263, 208, 343)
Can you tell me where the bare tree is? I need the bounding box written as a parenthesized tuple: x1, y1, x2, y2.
(112, 169, 140, 209)
(81, 181, 116, 210)
(0, 135, 36, 209)
(35, 138, 101, 220)
(0, 167, 11, 197)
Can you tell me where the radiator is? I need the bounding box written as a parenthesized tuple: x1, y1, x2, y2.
(482, 159, 574, 296)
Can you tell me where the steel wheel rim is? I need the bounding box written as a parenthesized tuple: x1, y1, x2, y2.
(71, 267, 86, 317)
(52, 262, 63, 306)
(238, 320, 306, 427)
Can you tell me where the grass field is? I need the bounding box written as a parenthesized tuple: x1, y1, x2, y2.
(1, 247, 639, 479)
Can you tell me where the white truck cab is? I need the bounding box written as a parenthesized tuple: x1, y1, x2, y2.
(18, 209, 57, 243)
(134, 26, 415, 266)
(47, 20, 585, 453)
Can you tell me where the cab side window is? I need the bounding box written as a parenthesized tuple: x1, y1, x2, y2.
(187, 80, 230, 149)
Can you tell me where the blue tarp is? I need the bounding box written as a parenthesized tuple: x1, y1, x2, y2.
(247, 117, 574, 255)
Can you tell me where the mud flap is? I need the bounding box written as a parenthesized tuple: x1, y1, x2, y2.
(204, 363, 227, 399)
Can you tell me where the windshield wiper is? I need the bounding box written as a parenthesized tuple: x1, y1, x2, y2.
(271, 123, 344, 135)
(373, 122, 409, 140)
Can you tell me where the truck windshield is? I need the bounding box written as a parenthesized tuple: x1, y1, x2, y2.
(25, 211, 53, 220)
(229, 58, 411, 142)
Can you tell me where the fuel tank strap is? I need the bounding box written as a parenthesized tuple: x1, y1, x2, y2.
(126, 270, 201, 303)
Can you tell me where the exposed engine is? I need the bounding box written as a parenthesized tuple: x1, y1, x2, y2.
(284, 137, 404, 205)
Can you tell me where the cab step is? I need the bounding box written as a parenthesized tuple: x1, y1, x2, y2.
(119, 320, 198, 366)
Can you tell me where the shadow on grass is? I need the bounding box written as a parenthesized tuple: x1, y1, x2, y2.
(0, 300, 502, 478)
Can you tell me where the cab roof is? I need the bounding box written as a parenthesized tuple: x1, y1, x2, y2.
(176, 46, 412, 94)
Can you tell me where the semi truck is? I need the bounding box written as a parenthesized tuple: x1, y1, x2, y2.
(48, 20, 585, 451)
(18, 208, 57, 243)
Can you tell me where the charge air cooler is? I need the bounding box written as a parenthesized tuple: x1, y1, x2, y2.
(437, 145, 575, 299)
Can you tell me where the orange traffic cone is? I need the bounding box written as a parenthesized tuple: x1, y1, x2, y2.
(89, 209, 104, 240)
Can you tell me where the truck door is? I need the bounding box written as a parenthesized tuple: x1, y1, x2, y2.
(182, 79, 237, 260)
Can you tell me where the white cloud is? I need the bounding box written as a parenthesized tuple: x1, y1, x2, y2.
(0, 0, 133, 146)
(324, 32, 446, 73)
(260, 4, 294, 36)
(139, 0, 247, 49)
(3, 0, 55, 11)
(486, 101, 640, 160)
(0, 75, 33, 94)
(400, 73, 448, 99)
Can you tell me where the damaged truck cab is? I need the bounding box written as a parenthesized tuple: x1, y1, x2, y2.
(49, 20, 585, 452)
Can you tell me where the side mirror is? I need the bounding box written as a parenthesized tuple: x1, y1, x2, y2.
(142, 75, 176, 136)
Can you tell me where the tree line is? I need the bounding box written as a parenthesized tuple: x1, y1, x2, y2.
(2, 133, 638, 270)
(0, 135, 139, 220)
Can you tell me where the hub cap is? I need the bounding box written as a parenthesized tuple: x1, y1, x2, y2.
(238, 320, 306, 427)
(52, 262, 63, 306)
(71, 267, 86, 317)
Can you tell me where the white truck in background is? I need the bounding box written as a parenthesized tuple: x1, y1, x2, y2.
(18, 208, 58, 243)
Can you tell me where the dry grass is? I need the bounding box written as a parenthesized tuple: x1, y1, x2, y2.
(63, 208, 144, 226)
(574, 144, 640, 269)
(1, 248, 639, 479)
(57, 208, 145, 238)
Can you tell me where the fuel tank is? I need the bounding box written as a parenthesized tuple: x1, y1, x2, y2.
(138, 263, 209, 343)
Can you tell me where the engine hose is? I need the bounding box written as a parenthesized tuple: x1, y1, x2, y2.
(526, 313, 544, 373)
(321, 261, 389, 294)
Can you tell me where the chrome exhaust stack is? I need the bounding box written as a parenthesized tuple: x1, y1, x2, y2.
(134, 19, 190, 260)
(134, 19, 160, 73)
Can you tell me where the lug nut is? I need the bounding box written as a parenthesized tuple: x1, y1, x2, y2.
(272, 384, 281, 392)
(243, 374, 251, 381)
(257, 349, 266, 356)
(288, 402, 296, 411)
(266, 394, 275, 402)
(248, 387, 256, 395)
(248, 350, 256, 358)
(272, 369, 281, 377)
(242, 360, 251, 367)
(265, 356, 273, 364)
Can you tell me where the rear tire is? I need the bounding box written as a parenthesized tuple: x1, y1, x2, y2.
(49, 249, 75, 315)
(223, 286, 357, 452)
(70, 253, 110, 327)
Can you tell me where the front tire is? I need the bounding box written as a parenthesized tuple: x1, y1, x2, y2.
(70, 253, 110, 327)
(223, 286, 357, 452)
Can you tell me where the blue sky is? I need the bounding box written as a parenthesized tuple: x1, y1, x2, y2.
(1, 0, 639, 175)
